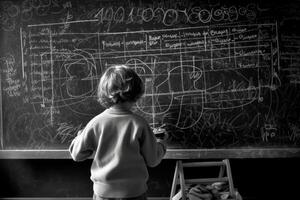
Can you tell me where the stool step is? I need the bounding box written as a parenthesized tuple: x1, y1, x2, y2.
(182, 161, 225, 167)
(185, 177, 229, 184)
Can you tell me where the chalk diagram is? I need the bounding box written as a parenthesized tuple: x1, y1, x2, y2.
(23, 20, 280, 147)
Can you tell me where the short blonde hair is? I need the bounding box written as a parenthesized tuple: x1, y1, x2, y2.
(97, 65, 144, 108)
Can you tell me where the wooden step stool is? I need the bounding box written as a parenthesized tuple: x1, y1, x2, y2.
(170, 159, 241, 200)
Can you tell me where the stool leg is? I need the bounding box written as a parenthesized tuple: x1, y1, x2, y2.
(224, 159, 235, 197)
(218, 165, 225, 178)
(178, 161, 186, 200)
(170, 161, 180, 200)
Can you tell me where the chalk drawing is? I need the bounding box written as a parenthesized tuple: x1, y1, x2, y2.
(22, 19, 280, 135)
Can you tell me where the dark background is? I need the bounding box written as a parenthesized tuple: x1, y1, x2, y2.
(0, 158, 300, 200)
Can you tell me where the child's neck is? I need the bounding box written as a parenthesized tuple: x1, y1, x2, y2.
(111, 102, 133, 111)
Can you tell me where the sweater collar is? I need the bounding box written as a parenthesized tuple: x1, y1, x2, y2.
(106, 105, 133, 115)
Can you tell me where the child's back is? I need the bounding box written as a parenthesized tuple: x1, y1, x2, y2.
(69, 65, 167, 199)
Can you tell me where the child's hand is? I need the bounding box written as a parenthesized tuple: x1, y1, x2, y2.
(158, 132, 169, 142)
(153, 127, 169, 143)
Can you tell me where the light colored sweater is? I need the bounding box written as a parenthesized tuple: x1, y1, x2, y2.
(69, 106, 166, 198)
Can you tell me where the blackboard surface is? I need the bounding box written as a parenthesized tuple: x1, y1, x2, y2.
(0, 0, 300, 151)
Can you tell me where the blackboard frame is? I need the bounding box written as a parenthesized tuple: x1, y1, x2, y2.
(0, 148, 300, 159)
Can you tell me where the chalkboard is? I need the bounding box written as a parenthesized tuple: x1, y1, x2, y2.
(0, 0, 300, 151)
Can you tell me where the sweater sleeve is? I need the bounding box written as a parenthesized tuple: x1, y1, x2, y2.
(69, 123, 96, 162)
(140, 123, 166, 167)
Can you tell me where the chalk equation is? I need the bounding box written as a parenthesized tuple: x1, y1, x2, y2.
(18, 19, 281, 147)
(280, 36, 300, 84)
(0, 0, 260, 32)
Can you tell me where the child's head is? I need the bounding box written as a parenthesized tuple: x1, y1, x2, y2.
(97, 65, 145, 108)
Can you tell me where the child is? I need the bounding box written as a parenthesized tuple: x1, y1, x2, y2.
(69, 65, 167, 200)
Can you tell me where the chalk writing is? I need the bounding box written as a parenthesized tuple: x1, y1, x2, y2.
(280, 36, 300, 84)
(0, 54, 22, 97)
(94, 4, 257, 29)
(22, 19, 280, 147)
(0, 0, 72, 31)
(2, 0, 300, 149)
